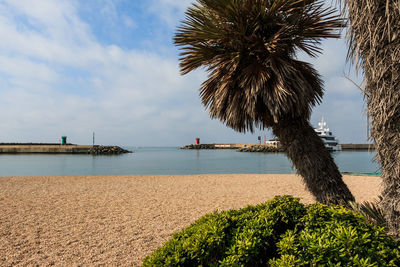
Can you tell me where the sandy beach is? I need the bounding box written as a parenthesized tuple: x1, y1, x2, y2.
(0, 174, 381, 266)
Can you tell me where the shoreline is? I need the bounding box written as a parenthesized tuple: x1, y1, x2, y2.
(0, 174, 381, 266)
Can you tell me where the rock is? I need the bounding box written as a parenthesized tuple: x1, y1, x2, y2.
(237, 145, 283, 153)
(88, 146, 131, 155)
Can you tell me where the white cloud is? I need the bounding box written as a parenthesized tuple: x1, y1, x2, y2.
(0, 0, 367, 146)
(2, 0, 92, 43)
(0, 6, 103, 70)
(0, 55, 58, 85)
(147, 0, 193, 27)
(0, 0, 213, 145)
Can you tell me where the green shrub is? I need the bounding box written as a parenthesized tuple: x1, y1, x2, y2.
(143, 195, 306, 266)
(142, 196, 400, 266)
(270, 204, 400, 266)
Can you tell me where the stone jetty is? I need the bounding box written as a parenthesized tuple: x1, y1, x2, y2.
(181, 144, 224, 149)
(0, 144, 131, 155)
(181, 143, 282, 152)
(181, 143, 374, 152)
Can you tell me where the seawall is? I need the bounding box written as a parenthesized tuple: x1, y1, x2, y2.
(0, 145, 131, 154)
(181, 144, 280, 151)
(181, 144, 255, 149)
(181, 143, 375, 151)
(341, 144, 375, 150)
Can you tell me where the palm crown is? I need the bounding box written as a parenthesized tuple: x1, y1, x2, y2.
(174, 0, 344, 132)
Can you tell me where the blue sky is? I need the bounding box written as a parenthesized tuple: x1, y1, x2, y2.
(0, 0, 368, 146)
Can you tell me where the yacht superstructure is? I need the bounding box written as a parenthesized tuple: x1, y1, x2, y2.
(315, 118, 342, 151)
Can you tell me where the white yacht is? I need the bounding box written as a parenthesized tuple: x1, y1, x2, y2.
(265, 137, 280, 147)
(315, 118, 342, 151)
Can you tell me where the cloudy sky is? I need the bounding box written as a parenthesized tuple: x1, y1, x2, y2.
(0, 0, 368, 146)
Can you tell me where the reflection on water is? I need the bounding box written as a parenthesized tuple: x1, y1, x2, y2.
(0, 147, 379, 177)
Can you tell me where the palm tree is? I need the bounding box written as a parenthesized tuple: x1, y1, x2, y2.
(340, 0, 400, 236)
(174, 0, 355, 205)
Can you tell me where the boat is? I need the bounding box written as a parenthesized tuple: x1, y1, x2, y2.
(315, 117, 342, 151)
(264, 118, 342, 151)
(265, 137, 280, 147)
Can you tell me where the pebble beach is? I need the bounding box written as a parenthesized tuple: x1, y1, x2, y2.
(0, 174, 381, 266)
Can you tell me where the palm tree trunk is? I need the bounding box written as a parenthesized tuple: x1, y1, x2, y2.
(272, 117, 355, 205)
(344, 0, 400, 237)
(377, 129, 400, 237)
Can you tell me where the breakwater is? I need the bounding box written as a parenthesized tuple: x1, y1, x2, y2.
(341, 144, 375, 150)
(0, 143, 74, 146)
(181, 144, 282, 152)
(181, 143, 375, 152)
(0, 144, 131, 155)
(181, 144, 233, 149)
(181, 144, 249, 149)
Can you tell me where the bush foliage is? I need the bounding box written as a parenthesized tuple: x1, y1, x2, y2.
(143, 196, 400, 266)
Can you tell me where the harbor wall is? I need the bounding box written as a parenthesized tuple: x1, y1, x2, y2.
(0, 145, 130, 154)
(181, 144, 258, 149)
(182, 143, 375, 151)
(0, 145, 91, 153)
(341, 144, 375, 150)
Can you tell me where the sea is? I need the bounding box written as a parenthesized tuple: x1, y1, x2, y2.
(0, 147, 379, 177)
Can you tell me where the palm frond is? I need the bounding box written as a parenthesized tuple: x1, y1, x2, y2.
(349, 198, 388, 229)
(174, 0, 344, 132)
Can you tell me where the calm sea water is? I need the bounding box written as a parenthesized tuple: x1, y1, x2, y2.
(0, 147, 379, 177)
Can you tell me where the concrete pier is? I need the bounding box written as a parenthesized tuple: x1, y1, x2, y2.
(341, 144, 375, 150)
(181, 143, 375, 151)
(0, 144, 130, 154)
(181, 144, 255, 149)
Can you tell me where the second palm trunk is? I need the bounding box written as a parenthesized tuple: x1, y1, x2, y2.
(272, 117, 355, 205)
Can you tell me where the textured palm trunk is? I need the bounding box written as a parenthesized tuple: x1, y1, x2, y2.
(345, 0, 400, 237)
(377, 127, 400, 237)
(272, 117, 355, 205)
